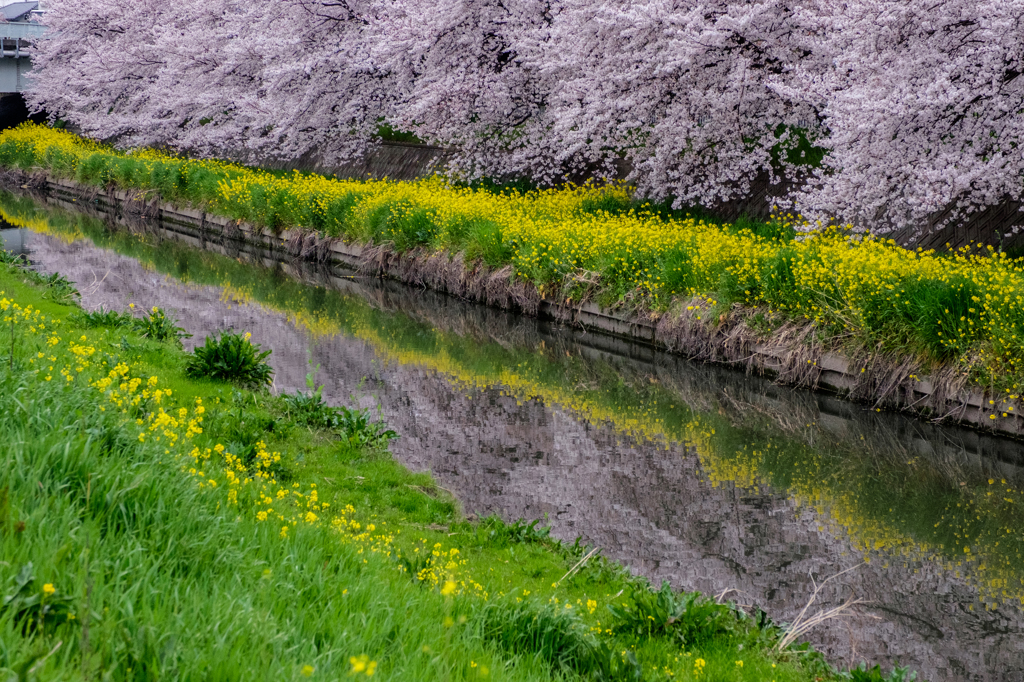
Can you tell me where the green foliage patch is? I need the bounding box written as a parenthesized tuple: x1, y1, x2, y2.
(185, 331, 274, 387)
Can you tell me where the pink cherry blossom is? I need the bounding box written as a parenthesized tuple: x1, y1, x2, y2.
(24, 0, 1024, 236)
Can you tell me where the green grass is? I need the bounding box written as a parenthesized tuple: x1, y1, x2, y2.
(0, 243, 905, 680)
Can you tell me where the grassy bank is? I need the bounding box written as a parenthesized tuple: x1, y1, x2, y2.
(2, 124, 1024, 395)
(0, 245, 915, 679)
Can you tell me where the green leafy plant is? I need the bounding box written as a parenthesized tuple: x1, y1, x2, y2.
(282, 369, 397, 447)
(137, 306, 191, 345)
(0, 248, 25, 266)
(41, 272, 79, 305)
(608, 582, 738, 648)
(475, 515, 552, 548)
(1, 564, 74, 635)
(843, 663, 917, 682)
(72, 307, 135, 329)
(185, 331, 273, 387)
(334, 404, 398, 448)
(282, 381, 336, 430)
(73, 305, 190, 347)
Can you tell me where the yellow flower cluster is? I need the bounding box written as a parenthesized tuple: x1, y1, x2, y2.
(400, 538, 488, 599)
(348, 654, 377, 677)
(3, 288, 484, 633)
(3, 297, 66, 382)
(4, 123, 1024, 381)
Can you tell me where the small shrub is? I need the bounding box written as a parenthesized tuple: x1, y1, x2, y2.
(73, 307, 135, 329)
(41, 272, 79, 305)
(137, 306, 191, 346)
(185, 331, 273, 387)
(608, 582, 738, 648)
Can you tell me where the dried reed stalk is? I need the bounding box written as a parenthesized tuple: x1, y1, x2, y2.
(554, 547, 601, 587)
(777, 562, 866, 652)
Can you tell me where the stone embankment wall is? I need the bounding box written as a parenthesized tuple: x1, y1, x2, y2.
(8, 172, 1024, 438)
(251, 141, 456, 183)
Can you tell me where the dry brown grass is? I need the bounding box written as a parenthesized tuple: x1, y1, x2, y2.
(357, 244, 541, 315)
(776, 563, 867, 653)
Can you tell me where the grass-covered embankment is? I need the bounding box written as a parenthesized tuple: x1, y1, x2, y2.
(0, 250, 912, 679)
(2, 124, 1024, 397)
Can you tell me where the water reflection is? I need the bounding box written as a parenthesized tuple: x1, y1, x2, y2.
(3, 190, 1024, 681)
(0, 226, 27, 255)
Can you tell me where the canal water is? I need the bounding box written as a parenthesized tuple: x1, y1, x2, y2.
(2, 189, 1023, 682)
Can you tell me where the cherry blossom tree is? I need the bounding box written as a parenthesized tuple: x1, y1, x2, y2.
(27, 0, 391, 162)
(529, 0, 824, 205)
(24, 0, 193, 145)
(784, 0, 1024, 232)
(24, 0, 1024, 236)
(246, 0, 397, 164)
(369, 0, 553, 179)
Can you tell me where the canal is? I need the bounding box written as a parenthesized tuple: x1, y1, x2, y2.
(2, 187, 1023, 681)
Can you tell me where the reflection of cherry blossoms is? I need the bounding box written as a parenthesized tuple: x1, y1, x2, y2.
(26, 0, 1024, 234)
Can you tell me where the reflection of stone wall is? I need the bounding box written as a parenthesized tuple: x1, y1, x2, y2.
(375, 375, 1023, 682)
(0, 225, 28, 254)
(23, 230, 1024, 682)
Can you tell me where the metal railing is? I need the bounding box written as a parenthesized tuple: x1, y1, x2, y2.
(0, 21, 45, 92)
